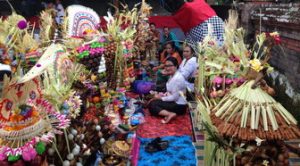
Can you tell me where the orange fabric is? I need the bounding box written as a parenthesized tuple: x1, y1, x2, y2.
(160, 50, 182, 65)
(172, 52, 182, 65)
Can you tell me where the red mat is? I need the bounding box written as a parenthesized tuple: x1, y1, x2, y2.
(136, 109, 193, 138)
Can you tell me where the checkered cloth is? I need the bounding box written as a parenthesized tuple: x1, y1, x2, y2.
(186, 16, 224, 47)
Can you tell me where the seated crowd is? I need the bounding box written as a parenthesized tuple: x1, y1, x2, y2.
(143, 25, 198, 124)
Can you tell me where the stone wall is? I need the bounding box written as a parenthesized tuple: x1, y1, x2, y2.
(237, 2, 300, 121)
(251, 3, 300, 90)
(239, 3, 300, 103)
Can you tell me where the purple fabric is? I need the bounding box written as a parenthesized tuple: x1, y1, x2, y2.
(133, 81, 154, 95)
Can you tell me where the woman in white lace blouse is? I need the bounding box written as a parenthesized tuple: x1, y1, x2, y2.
(178, 45, 198, 92)
(148, 57, 187, 124)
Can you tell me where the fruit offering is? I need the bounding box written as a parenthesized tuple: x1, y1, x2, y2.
(104, 42, 117, 89)
(76, 39, 106, 73)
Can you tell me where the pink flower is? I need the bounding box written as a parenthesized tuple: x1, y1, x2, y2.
(213, 76, 223, 85)
(98, 48, 105, 53)
(274, 36, 281, 45)
(225, 78, 233, 85)
(77, 45, 90, 53)
(0, 153, 6, 161)
(229, 56, 240, 62)
(99, 37, 106, 43)
(234, 77, 246, 86)
(0, 147, 9, 161)
(237, 78, 246, 86)
(22, 146, 37, 161)
(124, 53, 132, 58)
(41, 133, 54, 142)
(12, 148, 22, 156)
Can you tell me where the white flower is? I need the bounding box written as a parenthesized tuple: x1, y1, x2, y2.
(262, 160, 269, 166)
(255, 137, 264, 146)
(104, 12, 114, 25)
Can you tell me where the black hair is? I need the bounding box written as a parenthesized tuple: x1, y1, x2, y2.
(165, 41, 176, 49)
(164, 41, 180, 58)
(166, 57, 179, 68)
(0, 71, 11, 81)
(163, 26, 169, 30)
(184, 44, 195, 55)
(150, 22, 156, 26)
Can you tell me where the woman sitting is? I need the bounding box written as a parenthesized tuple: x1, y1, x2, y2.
(153, 41, 182, 92)
(161, 41, 181, 66)
(178, 45, 198, 92)
(148, 57, 187, 124)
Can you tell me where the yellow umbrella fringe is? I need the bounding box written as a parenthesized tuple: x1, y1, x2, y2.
(276, 103, 297, 124)
(225, 101, 242, 122)
(267, 105, 278, 131)
(220, 99, 240, 120)
(251, 104, 256, 130)
(234, 82, 248, 99)
(242, 104, 250, 128)
(274, 104, 291, 125)
(234, 81, 248, 99)
(197, 98, 212, 125)
(258, 89, 269, 103)
(215, 98, 233, 117)
(255, 105, 261, 129)
(240, 104, 246, 128)
(250, 88, 258, 104)
(261, 105, 268, 131)
(213, 95, 231, 111)
(204, 95, 212, 111)
(256, 88, 266, 104)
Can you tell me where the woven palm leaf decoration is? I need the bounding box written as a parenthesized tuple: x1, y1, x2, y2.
(0, 76, 69, 161)
(18, 44, 64, 84)
(211, 80, 300, 141)
(208, 11, 300, 141)
(66, 5, 100, 37)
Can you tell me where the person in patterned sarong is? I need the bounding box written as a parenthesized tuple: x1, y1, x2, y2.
(159, 0, 225, 47)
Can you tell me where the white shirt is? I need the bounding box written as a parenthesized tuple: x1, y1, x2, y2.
(0, 63, 11, 72)
(178, 57, 198, 92)
(161, 72, 187, 105)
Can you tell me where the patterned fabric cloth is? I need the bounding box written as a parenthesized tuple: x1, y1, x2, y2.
(186, 16, 225, 47)
(172, 0, 217, 33)
(137, 136, 197, 166)
(136, 109, 193, 138)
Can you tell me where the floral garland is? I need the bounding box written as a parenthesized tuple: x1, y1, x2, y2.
(61, 93, 82, 119)
(0, 98, 70, 162)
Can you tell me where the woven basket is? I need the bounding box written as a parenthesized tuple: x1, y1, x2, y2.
(111, 141, 130, 157)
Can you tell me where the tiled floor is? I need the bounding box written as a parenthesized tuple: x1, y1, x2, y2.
(190, 109, 205, 166)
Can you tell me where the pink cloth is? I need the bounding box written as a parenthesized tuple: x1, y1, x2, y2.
(130, 136, 140, 166)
